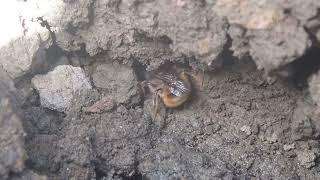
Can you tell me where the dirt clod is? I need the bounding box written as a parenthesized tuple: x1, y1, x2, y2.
(83, 96, 114, 113)
(2, 0, 320, 179)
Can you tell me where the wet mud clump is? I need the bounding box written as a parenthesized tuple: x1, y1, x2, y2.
(2, 0, 320, 179)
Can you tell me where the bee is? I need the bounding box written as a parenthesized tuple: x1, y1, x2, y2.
(139, 66, 202, 119)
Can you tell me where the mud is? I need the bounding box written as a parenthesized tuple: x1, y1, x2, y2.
(2, 0, 320, 180)
(18, 59, 320, 180)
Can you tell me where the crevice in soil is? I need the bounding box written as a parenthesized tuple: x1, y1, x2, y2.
(221, 33, 236, 68)
(286, 47, 320, 89)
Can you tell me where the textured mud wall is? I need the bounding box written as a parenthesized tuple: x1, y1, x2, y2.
(1, 0, 320, 179)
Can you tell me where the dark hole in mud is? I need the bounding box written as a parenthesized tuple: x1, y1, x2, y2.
(132, 60, 193, 87)
(157, 35, 173, 45)
(132, 60, 148, 81)
(221, 49, 236, 68)
(283, 8, 291, 15)
(132, 60, 191, 81)
(221, 35, 236, 67)
(288, 47, 320, 89)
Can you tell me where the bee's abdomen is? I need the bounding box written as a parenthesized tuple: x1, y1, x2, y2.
(160, 86, 190, 108)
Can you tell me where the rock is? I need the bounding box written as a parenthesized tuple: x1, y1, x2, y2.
(228, 24, 248, 58)
(214, 0, 284, 30)
(213, 0, 310, 73)
(0, 90, 26, 179)
(56, 32, 82, 52)
(48, 0, 228, 69)
(0, 27, 50, 79)
(0, 67, 16, 93)
(248, 17, 310, 73)
(290, 101, 314, 141)
(266, 133, 278, 143)
(0, 0, 95, 79)
(296, 150, 316, 169)
(240, 125, 252, 135)
(92, 63, 140, 106)
(32, 65, 92, 112)
(16, 0, 92, 30)
(283, 144, 295, 151)
(309, 71, 320, 106)
(0, 1, 54, 79)
(83, 96, 114, 113)
(281, 0, 320, 23)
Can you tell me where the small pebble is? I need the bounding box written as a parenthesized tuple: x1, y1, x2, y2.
(296, 150, 316, 169)
(283, 143, 295, 151)
(84, 96, 114, 113)
(240, 125, 252, 135)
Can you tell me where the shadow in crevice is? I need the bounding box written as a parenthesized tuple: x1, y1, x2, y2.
(221, 34, 236, 67)
(288, 47, 320, 90)
(13, 44, 65, 89)
(132, 59, 148, 82)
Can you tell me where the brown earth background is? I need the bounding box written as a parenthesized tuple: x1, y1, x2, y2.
(1, 0, 320, 179)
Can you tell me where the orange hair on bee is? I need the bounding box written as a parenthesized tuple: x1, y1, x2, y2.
(159, 85, 190, 108)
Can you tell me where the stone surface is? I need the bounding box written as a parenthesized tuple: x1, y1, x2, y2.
(92, 63, 140, 106)
(32, 65, 92, 112)
(240, 125, 252, 135)
(50, 0, 228, 70)
(0, 27, 49, 79)
(296, 150, 316, 169)
(0, 1, 54, 79)
(284, 144, 295, 151)
(247, 17, 310, 73)
(214, 0, 284, 30)
(309, 71, 320, 106)
(214, 0, 312, 74)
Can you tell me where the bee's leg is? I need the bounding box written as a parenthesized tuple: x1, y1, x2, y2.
(139, 81, 148, 96)
(151, 92, 158, 120)
(195, 70, 204, 90)
(181, 70, 204, 91)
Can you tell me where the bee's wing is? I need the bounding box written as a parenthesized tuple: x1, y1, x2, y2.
(155, 73, 190, 97)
